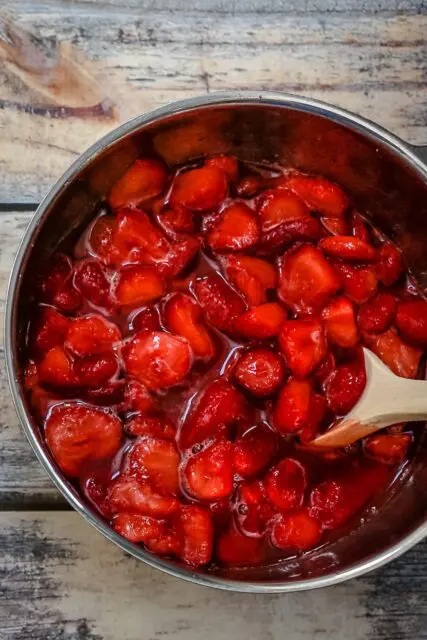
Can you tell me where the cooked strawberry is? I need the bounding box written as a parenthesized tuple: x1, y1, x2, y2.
(324, 356, 366, 414)
(156, 236, 200, 280)
(113, 208, 170, 264)
(376, 241, 403, 286)
(45, 402, 122, 477)
(113, 265, 165, 307)
(39, 346, 78, 388)
(271, 509, 322, 551)
(108, 476, 179, 516)
(351, 211, 371, 243)
(32, 306, 70, 356)
(278, 319, 327, 378)
(278, 245, 341, 314)
(88, 215, 120, 265)
(285, 174, 349, 217)
(396, 298, 427, 346)
(37, 253, 82, 312)
(233, 424, 277, 477)
(217, 526, 265, 566)
(122, 379, 157, 414)
(158, 206, 195, 237)
(145, 526, 181, 557)
(129, 306, 160, 333)
(315, 352, 337, 386)
(235, 175, 264, 198)
(125, 436, 180, 495)
(260, 216, 321, 253)
(364, 433, 412, 465)
(322, 296, 358, 348)
(183, 440, 233, 500)
(364, 328, 422, 378)
(358, 292, 396, 334)
(180, 379, 248, 448)
(176, 505, 214, 566)
(194, 273, 246, 333)
(222, 255, 277, 306)
(113, 513, 164, 544)
(164, 293, 216, 361)
(170, 166, 228, 211)
(265, 458, 307, 511)
(273, 379, 312, 434)
(74, 353, 118, 388)
(80, 458, 113, 518)
(321, 216, 349, 236)
(124, 330, 193, 390)
(235, 480, 275, 537)
(74, 259, 111, 309)
(319, 236, 376, 261)
(309, 463, 389, 529)
(85, 380, 125, 406)
(299, 393, 328, 444)
(109, 158, 167, 209)
(205, 155, 239, 182)
(234, 348, 285, 397)
(258, 190, 309, 230)
(336, 263, 378, 304)
(125, 414, 177, 440)
(65, 314, 121, 357)
(207, 202, 260, 252)
(234, 302, 287, 339)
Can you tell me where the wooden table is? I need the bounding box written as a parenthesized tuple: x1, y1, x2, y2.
(1, 1, 427, 637)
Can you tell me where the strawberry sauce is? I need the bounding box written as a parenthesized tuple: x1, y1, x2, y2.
(23, 155, 427, 570)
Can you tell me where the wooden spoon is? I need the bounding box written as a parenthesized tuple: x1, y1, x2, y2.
(310, 347, 427, 449)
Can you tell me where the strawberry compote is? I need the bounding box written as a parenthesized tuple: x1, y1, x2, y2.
(24, 155, 427, 570)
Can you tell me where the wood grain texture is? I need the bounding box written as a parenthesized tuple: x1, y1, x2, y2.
(3, 511, 427, 640)
(0, 2, 426, 202)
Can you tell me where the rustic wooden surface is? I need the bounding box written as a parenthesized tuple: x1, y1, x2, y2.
(0, 0, 427, 637)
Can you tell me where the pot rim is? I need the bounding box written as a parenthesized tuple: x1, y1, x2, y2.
(5, 90, 427, 593)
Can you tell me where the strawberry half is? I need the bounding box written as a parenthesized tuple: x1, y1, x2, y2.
(234, 348, 285, 397)
(319, 236, 376, 261)
(45, 402, 122, 477)
(222, 255, 277, 306)
(285, 174, 349, 217)
(125, 414, 176, 440)
(39, 346, 78, 388)
(74, 259, 112, 309)
(258, 189, 309, 230)
(324, 355, 366, 414)
(65, 314, 121, 357)
(129, 306, 161, 333)
(194, 273, 246, 333)
(235, 479, 275, 537)
(113, 208, 170, 265)
(234, 302, 287, 339)
(183, 439, 233, 501)
(273, 379, 312, 434)
(32, 306, 70, 357)
(37, 253, 82, 312)
(278, 245, 341, 314)
(180, 379, 248, 448)
(108, 477, 179, 517)
(271, 509, 322, 551)
(122, 379, 157, 414)
(113, 512, 165, 544)
(124, 330, 193, 390)
(233, 424, 277, 477)
(74, 353, 119, 388)
(364, 433, 412, 465)
(207, 202, 260, 252)
(176, 505, 214, 566)
(358, 292, 396, 334)
(164, 292, 216, 361)
(395, 298, 427, 346)
(322, 296, 358, 348)
(217, 526, 265, 566)
(364, 328, 422, 378)
(108, 158, 167, 209)
(265, 458, 307, 511)
(205, 155, 239, 182)
(113, 265, 165, 307)
(170, 166, 228, 211)
(376, 241, 403, 286)
(278, 319, 327, 378)
(336, 263, 378, 305)
(125, 436, 180, 495)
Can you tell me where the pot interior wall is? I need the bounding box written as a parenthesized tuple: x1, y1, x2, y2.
(12, 101, 427, 584)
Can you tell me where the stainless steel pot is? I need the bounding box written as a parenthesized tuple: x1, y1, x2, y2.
(5, 91, 427, 593)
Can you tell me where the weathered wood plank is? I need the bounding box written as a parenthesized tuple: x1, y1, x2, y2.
(4, 511, 427, 640)
(0, 209, 65, 505)
(0, 7, 426, 202)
